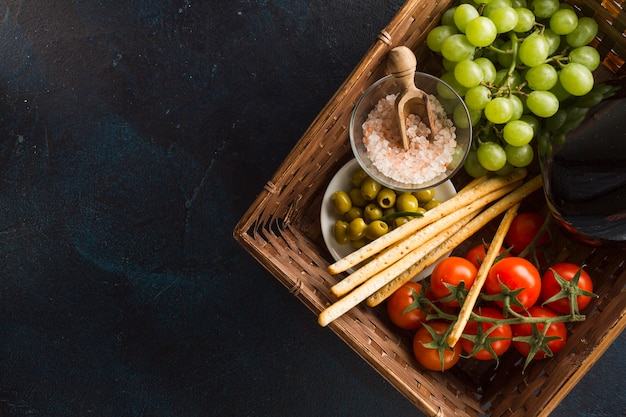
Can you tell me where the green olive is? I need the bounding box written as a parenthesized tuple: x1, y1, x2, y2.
(394, 216, 411, 228)
(344, 206, 364, 222)
(364, 203, 383, 223)
(333, 220, 350, 245)
(360, 177, 382, 201)
(383, 207, 396, 217)
(414, 188, 435, 204)
(376, 188, 397, 209)
(331, 190, 352, 215)
(424, 200, 442, 210)
(414, 207, 427, 215)
(349, 188, 368, 207)
(365, 220, 389, 240)
(347, 217, 367, 241)
(396, 192, 419, 212)
(351, 238, 369, 249)
(350, 168, 370, 188)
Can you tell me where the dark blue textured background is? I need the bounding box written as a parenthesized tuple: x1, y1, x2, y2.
(0, 1, 623, 416)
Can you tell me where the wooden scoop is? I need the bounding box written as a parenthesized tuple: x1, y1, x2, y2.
(387, 46, 437, 150)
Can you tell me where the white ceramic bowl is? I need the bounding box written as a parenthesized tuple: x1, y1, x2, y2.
(321, 158, 457, 277)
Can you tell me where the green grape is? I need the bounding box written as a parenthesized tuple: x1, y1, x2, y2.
(466, 16, 498, 47)
(530, 0, 560, 18)
(487, 6, 519, 33)
(453, 3, 480, 33)
(569, 45, 600, 71)
(519, 33, 549, 67)
(537, 131, 553, 157)
(525, 63, 558, 90)
(477, 141, 507, 171)
(511, 0, 528, 7)
(441, 7, 457, 27)
(543, 28, 563, 56)
(494, 69, 523, 89)
(464, 150, 489, 178)
(441, 34, 475, 62)
(484, 97, 514, 124)
(454, 59, 484, 87)
(440, 72, 469, 98)
(442, 58, 458, 72)
(559, 106, 588, 133)
(427, 25, 458, 52)
(464, 85, 492, 110)
(545, 108, 567, 131)
(474, 57, 497, 84)
(468, 107, 484, 127)
(549, 79, 572, 102)
(503, 120, 534, 146)
(549, 8, 578, 35)
(508, 94, 524, 121)
(505, 143, 534, 167)
(526, 90, 560, 117)
(495, 162, 515, 176)
(519, 114, 540, 134)
(483, 0, 513, 17)
(453, 102, 480, 128)
(566, 16, 598, 48)
(558, 2, 575, 11)
(559, 62, 594, 96)
(514, 7, 535, 32)
(497, 40, 519, 68)
(480, 38, 503, 63)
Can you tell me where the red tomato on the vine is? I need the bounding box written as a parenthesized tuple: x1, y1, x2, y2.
(430, 256, 478, 307)
(511, 306, 567, 360)
(541, 263, 594, 314)
(413, 321, 462, 371)
(386, 282, 430, 330)
(464, 242, 510, 270)
(505, 212, 549, 255)
(485, 257, 542, 311)
(461, 306, 512, 360)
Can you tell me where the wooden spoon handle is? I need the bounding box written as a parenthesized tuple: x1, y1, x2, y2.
(387, 46, 418, 92)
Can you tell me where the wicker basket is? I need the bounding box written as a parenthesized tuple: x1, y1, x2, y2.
(234, 0, 626, 415)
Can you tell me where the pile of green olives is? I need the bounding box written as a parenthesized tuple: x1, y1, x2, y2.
(330, 167, 440, 249)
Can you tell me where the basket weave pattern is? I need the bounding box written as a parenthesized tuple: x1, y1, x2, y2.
(235, 0, 626, 415)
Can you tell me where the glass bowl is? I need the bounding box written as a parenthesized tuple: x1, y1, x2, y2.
(349, 72, 472, 192)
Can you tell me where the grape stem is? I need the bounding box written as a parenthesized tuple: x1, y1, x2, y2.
(505, 32, 519, 83)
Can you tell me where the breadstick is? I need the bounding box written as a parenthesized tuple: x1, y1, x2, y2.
(457, 174, 489, 194)
(318, 175, 542, 327)
(318, 210, 478, 326)
(364, 208, 480, 307)
(446, 203, 521, 347)
(330, 182, 520, 297)
(368, 175, 542, 307)
(327, 168, 527, 275)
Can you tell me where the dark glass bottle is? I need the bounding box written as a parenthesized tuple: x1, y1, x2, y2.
(540, 92, 626, 246)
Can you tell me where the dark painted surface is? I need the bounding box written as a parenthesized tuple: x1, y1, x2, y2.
(0, 1, 623, 416)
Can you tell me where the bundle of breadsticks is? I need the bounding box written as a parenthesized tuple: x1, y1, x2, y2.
(318, 168, 543, 346)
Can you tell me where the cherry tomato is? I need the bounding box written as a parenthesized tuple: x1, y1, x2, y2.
(464, 242, 510, 270)
(541, 263, 594, 314)
(511, 306, 567, 359)
(386, 282, 430, 330)
(505, 212, 549, 255)
(461, 306, 512, 360)
(413, 321, 462, 371)
(485, 257, 542, 311)
(430, 256, 478, 307)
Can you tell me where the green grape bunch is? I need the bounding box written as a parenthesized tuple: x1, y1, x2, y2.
(425, 0, 613, 177)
